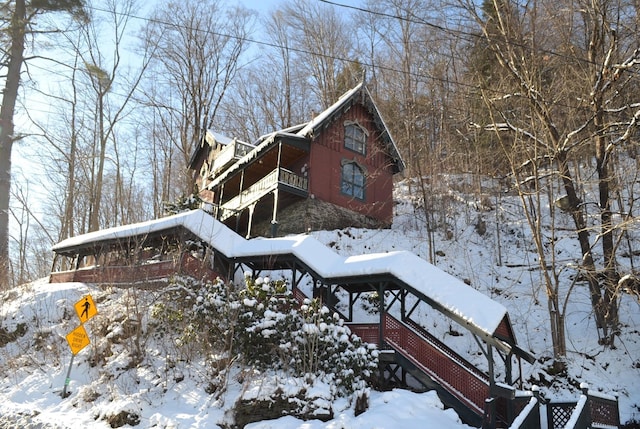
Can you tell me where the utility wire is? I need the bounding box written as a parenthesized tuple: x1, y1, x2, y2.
(318, 0, 636, 71)
(80, 2, 610, 112)
(27, 2, 637, 117)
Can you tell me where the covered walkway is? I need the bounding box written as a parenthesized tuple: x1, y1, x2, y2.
(51, 209, 536, 428)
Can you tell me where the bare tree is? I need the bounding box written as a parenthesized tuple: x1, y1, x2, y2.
(78, 0, 152, 232)
(461, 0, 640, 350)
(0, 0, 85, 286)
(279, 0, 354, 109)
(23, 0, 153, 249)
(8, 180, 54, 286)
(221, 8, 316, 142)
(140, 0, 255, 204)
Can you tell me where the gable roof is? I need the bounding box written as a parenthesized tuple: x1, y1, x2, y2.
(188, 130, 253, 170)
(189, 83, 405, 175)
(297, 82, 405, 173)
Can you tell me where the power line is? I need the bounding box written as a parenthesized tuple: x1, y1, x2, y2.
(317, 0, 634, 71)
(28, 1, 635, 122)
(78, 3, 500, 98)
(81, 2, 602, 112)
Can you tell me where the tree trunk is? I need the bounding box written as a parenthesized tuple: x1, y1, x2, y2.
(594, 105, 620, 343)
(62, 66, 80, 240)
(0, 0, 26, 287)
(555, 151, 606, 330)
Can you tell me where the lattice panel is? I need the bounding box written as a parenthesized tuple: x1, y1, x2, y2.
(494, 315, 515, 343)
(293, 287, 307, 304)
(384, 315, 402, 345)
(404, 318, 489, 382)
(547, 403, 576, 429)
(590, 396, 620, 427)
(348, 324, 380, 345)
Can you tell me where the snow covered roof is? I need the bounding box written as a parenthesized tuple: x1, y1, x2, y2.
(206, 130, 234, 146)
(203, 131, 309, 191)
(52, 210, 511, 347)
(297, 82, 405, 172)
(188, 130, 253, 169)
(190, 82, 405, 179)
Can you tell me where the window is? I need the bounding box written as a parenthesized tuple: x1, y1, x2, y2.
(341, 162, 365, 200)
(344, 122, 367, 154)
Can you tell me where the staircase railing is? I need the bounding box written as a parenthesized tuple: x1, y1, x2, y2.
(549, 384, 620, 429)
(382, 312, 490, 415)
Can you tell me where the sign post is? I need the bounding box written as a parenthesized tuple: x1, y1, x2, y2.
(61, 295, 97, 398)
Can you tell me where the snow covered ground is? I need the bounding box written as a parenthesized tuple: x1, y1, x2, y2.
(1, 178, 638, 428)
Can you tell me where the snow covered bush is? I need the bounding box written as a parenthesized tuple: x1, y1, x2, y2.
(294, 298, 378, 393)
(235, 274, 301, 369)
(162, 192, 203, 215)
(236, 273, 378, 395)
(152, 274, 378, 397)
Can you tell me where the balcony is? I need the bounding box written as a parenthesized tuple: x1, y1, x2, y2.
(218, 168, 308, 221)
(211, 139, 255, 175)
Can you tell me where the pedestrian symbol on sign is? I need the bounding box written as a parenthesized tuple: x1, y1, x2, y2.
(80, 298, 90, 319)
(74, 295, 97, 323)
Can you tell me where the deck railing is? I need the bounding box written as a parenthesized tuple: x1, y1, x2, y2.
(507, 395, 541, 429)
(549, 385, 620, 429)
(211, 140, 255, 174)
(347, 323, 380, 345)
(219, 168, 308, 221)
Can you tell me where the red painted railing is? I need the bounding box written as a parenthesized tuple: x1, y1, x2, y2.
(49, 253, 220, 285)
(293, 287, 308, 304)
(383, 313, 490, 415)
(348, 323, 380, 345)
(289, 286, 490, 419)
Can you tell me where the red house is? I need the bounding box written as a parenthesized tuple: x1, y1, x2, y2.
(189, 82, 405, 237)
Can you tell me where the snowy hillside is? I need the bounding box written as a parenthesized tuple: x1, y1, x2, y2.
(0, 177, 638, 428)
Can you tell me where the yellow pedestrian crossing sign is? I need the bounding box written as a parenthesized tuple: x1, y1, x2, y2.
(65, 324, 90, 355)
(74, 295, 97, 323)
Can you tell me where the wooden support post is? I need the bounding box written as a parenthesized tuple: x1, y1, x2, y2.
(271, 188, 279, 237)
(378, 282, 386, 347)
(246, 203, 256, 239)
(216, 183, 225, 220)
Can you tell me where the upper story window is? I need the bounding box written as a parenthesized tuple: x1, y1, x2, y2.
(341, 161, 365, 200)
(344, 122, 368, 154)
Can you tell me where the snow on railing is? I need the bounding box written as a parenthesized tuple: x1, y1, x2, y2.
(219, 168, 308, 221)
(552, 383, 620, 429)
(211, 140, 254, 174)
(508, 390, 541, 429)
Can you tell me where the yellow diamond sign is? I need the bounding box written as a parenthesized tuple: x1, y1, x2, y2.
(74, 295, 97, 323)
(66, 324, 90, 355)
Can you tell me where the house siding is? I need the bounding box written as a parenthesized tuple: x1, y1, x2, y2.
(308, 103, 395, 224)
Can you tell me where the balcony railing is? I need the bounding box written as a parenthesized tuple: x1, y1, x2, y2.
(211, 140, 255, 174)
(218, 168, 308, 221)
